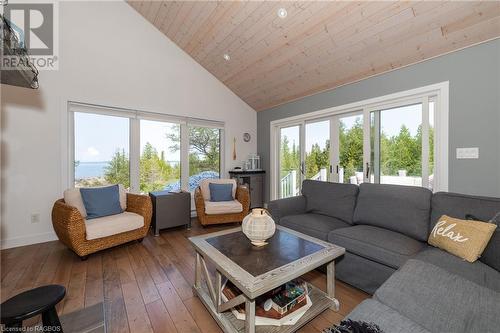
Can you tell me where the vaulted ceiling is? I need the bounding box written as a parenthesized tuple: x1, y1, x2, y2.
(127, 1, 500, 111)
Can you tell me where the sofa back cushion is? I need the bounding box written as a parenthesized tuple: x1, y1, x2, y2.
(353, 183, 432, 241)
(301, 180, 358, 224)
(431, 192, 500, 271)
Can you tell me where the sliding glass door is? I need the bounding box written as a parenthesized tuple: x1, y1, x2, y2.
(333, 113, 364, 184)
(368, 98, 434, 189)
(305, 120, 330, 182)
(279, 125, 301, 198)
(277, 115, 366, 197)
(273, 90, 441, 199)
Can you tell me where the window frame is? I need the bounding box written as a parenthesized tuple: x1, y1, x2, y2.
(66, 101, 225, 196)
(270, 82, 449, 200)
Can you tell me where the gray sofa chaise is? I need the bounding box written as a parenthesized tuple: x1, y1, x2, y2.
(268, 180, 500, 333)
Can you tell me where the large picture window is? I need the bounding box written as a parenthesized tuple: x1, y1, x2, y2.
(74, 112, 130, 188)
(69, 103, 223, 198)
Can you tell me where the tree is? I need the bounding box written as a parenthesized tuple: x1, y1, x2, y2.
(168, 126, 220, 175)
(383, 125, 421, 176)
(104, 149, 130, 188)
(339, 119, 363, 182)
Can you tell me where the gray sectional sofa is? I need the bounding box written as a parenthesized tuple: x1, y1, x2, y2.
(268, 180, 500, 333)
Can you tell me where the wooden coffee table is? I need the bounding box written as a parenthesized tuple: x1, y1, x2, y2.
(189, 225, 345, 333)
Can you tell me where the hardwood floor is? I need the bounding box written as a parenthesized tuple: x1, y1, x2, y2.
(0, 219, 369, 333)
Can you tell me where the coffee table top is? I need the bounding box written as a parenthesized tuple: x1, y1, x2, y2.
(189, 225, 344, 299)
(206, 228, 325, 276)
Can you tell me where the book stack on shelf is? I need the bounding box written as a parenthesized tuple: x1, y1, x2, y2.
(221, 279, 312, 326)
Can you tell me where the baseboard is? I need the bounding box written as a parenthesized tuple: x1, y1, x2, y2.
(0, 231, 58, 249)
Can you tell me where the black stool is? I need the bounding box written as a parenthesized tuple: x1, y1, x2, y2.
(1, 285, 66, 332)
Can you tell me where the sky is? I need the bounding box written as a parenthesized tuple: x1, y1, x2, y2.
(74, 113, 180, 163)
(281, 103, 434, 153)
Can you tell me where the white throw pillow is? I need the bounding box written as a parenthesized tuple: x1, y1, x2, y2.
(64, 184, 127, 218)
(64, 188, 87, 217)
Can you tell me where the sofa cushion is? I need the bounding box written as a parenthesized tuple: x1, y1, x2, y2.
(328, 225, 425, 269)
(80, 185, 123, 219)
(412, 247, 500, 292)
(279, 213, 350, 241)
(85, 211, 144, 240)
(374, 259, 500, 333)
(353, 183, 432, 241)
(201, 179, 236, 201)
(204, 200, 242, 215)
(301, 180, 358, 224)
(347, 299, 431, 333)
(64, 184, 127, 218)
(431, 191, 500, 270)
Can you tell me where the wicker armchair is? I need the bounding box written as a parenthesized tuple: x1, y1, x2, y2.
(195, 184, 250, 226)
(52, 193, 152, 259)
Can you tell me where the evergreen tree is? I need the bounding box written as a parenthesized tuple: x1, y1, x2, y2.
(104, 149, 130, 188)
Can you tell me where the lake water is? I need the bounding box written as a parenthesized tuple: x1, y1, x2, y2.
(75, 162, 108, 179)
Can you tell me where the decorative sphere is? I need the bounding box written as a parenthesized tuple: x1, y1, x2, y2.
(242, 208, 276, 246)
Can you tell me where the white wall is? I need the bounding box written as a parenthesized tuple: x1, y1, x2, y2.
(0, 1, 257, 249)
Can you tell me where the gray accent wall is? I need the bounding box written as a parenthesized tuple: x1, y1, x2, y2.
(257, 39, 500, 202)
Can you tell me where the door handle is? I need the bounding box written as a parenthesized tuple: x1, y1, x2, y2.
(366, 162, 370, 179)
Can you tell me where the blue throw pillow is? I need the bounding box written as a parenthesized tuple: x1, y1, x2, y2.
(80, 185, 123, 219)
(209, 183, 233, 202)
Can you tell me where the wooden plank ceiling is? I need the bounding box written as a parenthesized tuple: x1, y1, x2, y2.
(127, 1, 500, 111)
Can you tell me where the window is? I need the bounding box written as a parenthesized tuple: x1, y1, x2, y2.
(69, 102, 224, 202)
(74, 112, 130, 188)
(270, 82, 448, 199)
(139, 120, 180, 193)
(188, 126, 221, 192)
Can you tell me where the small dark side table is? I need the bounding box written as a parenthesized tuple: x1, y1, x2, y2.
(149, 190, 191, 236)
(1, 285, 66, 332)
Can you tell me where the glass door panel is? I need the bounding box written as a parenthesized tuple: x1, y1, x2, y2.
(370, 103, 423, 187)
(338, 114, 364, 184)
(279, 125, 301, 198)
(305, 120, 330, 182)
(428, 100, 435, 190)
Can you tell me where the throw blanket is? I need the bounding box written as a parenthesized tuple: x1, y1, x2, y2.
(323, 319, 383, 333)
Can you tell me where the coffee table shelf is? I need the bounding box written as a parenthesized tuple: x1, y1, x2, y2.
(194, 282, 335, 333)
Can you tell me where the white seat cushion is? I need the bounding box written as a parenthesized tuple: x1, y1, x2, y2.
(64, 184, 127, 218)
(204, 200, 243, 215)
(200, 179, 237, 201)
(85, 211, 143, 240)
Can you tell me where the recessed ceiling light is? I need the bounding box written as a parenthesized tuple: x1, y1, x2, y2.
(277, 8, 287, 19)
(223, 53, 230, 61)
